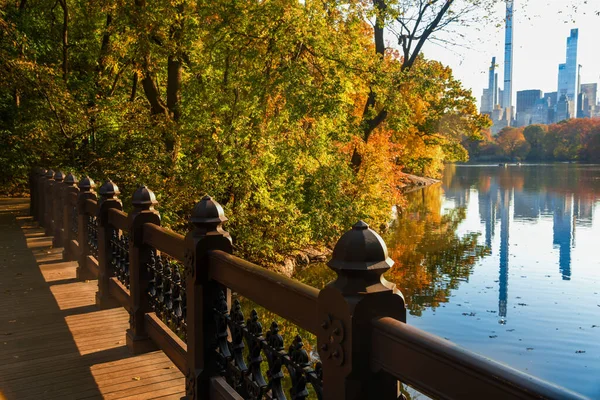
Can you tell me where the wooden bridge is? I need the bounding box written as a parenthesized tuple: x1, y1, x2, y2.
(0, 169, 589, 399)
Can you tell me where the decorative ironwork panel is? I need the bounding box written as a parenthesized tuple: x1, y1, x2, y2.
(87, 216, 98, 259)
(214, 293, 323, 400)
(146, 249, 187, 341)
(110, 230, 130, 288)
(71, 206, 78, 235)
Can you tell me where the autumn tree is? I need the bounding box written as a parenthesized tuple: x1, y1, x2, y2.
(496, 127, 529, 160)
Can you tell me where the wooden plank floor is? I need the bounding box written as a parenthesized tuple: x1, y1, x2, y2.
(0, 198, 185, 400)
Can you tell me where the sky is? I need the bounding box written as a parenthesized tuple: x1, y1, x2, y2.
(400, 0, 600, 108)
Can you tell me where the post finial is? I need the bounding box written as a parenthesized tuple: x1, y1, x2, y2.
(78, 176, 96, 192)
(53, 171, 65, 182)
(64, 173, 79, 186)
(190, 195, 228, 232)
(45, 169, 55, 179)
(99, 179, 120, 200)
(132, 185, 157, 211)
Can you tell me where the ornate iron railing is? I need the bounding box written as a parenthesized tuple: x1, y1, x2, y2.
(87, 215, 98, 259)
(110, 230, 129, 288)
(215, 295, 323, 400)
(71, 206, 78, 235)
(147, 249, 187, 341)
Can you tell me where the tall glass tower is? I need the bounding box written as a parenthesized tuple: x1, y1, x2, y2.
(557, 29, 579, 118)
(502, 0, 514, 122)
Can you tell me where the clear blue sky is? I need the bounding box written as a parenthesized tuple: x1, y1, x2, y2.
(405, 0, 600, 108)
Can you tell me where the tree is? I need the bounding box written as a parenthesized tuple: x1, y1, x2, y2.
(351, 0, 496, 169)
(523, 124, 547, 160)
(496, 127, 529, 160)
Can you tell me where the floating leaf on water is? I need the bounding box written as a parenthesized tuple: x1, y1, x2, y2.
(132, 376, 141, 381)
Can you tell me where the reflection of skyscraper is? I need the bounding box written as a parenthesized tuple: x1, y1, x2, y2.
(478, 184, 498, 249)
(498, 188, 511, 320)
(552, 194, 574, 280)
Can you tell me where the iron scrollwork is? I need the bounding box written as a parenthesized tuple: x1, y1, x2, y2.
(87, 216, 98, 259)
(146, 249, 187, 341)
(214, 292, 323, 400)
(110, 230, 130, 288)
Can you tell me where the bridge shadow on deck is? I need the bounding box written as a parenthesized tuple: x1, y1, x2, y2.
(0, 199, 184, 400)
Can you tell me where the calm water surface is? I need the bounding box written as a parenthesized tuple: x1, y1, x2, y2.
(295, 163, 600, 398)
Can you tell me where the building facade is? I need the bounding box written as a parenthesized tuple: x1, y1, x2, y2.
(556, 29, 579, 119)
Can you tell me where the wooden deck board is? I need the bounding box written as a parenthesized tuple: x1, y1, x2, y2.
(0, 199, 185, 400)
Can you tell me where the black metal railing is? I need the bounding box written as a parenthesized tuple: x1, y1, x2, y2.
(146, 249, 187, 341)
(215, 294, 323, 400)
(87, 216, 98, 259)
(110, 230, 129, 288)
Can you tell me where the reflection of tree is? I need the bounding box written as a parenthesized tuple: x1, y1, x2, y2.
(294, 184, 490, 317)
(385, 185, 489, 316)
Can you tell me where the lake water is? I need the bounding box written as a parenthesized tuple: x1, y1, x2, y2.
(294, 163, 600, 398)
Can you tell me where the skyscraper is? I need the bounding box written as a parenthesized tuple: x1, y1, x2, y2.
(557, 29, 579, 119)
(502, 0, 514, 122)
(481, 57, 498, 114)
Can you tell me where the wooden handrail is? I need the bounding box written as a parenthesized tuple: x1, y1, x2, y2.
(84, 198, 98, 215)
(209, 250, 320, 334)
(142, 223, 186, 261)
(108, 208, 128, 231)
(371, 317, 587, 400)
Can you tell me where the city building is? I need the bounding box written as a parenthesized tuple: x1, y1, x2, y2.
(502, 0, 515, 123)
(516, 89, 542, 126)
(556, 29, 579, 119)
(578, 83, 598, 118)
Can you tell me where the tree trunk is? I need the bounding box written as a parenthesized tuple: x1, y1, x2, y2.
(352, 0, 388, 169)
(141, 72, 168, 115)
(130, 71, 138, 102)
(58, 0, 68, 81)
(167, 56, 182, 121)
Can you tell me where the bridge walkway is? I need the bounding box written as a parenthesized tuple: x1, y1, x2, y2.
(0, 198, 185, 400)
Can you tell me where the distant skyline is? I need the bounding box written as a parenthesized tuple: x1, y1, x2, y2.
(402, 0, 600, 108)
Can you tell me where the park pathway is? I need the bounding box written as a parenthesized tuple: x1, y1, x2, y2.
(0, 198, 185, 400)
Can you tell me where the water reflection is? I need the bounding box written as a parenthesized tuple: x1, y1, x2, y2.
(294, 184, 491, 316)
(445, 164, 599, 283)
(294, 164, 600, 398)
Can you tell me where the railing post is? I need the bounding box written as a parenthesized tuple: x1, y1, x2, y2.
(29, 168, 42, 218)
(96, 180, 123, 309)
(316, 221, 407, 400)
(126, 185, 161, 354)
(52, 171, 65, 247)
(43, 169, 55, 233)
(184, 195, 233, 400)
(62, 173, 79, 260)
(76, 177, 97, 280)
(36, 168, 48, 224)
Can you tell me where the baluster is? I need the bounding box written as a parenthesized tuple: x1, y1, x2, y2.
(228, 299, 247, 396)
(163, 256, 173, 325)
(266, 321, 286, 400)
(171, 264, 184, 338)
(123, 234, 130, 288)
(147, 249, 157, 311)
(155, 255, 165, 318)
(289, 336, 310, 400)
(245, 309, 267, 398)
